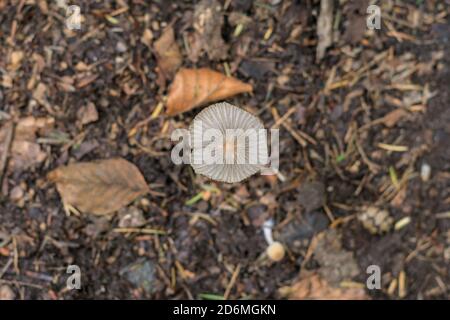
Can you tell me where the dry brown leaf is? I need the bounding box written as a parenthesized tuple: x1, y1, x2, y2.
(343, 0, 370, 44)
(191, 0, 228, 61)
(47, 158, 149, 215)
(153, 26, 182, 86)
(0, 117, 54, 172)
(282, 272, 368, 300)
(77, 101, 99, 125)
(140, 29, 153, 48)
(8, 51, 24, 71)
(166, 68, 252, 116)
(32, 83, 50, 109)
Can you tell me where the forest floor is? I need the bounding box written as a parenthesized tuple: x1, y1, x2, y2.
(0, 0, 449, 299)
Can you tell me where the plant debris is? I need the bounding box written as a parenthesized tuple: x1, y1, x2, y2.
(280, 272, 368, 300)
(358, 206, 394, 235)
(0, 117, 54, 172)
(316, 0, 334, 61)
(47, 158, 149, 215)
(153, 26, 182, 87)
(166, 68, 252, 115)
(190, 0, 229, 61)
(0, 0, 449, 300)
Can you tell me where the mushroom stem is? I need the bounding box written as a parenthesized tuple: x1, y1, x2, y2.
(262, 218, 274, 245)
(263, 219, 286, 262)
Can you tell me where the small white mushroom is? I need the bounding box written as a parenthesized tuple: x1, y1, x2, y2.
(189, 102, 268, 183)
(262, 218, 285, 262)
(266, 242, 285, 262)
(420, 163, 431, 182)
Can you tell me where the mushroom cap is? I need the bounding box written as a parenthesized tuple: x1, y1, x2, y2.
(189, 102, 268, 183)
(266, 241, 285, 262)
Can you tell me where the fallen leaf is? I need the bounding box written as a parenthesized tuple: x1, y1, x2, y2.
(8, 51, 24, 71)
(1, 74, 13, 88)
(186, 32, 203, 63)
(47, 158, 149, 215)
(343, 0, 370, 44)
(140, 29, 153, 48)
(316, 0, 334, 61)
(72, 140, 99, 160)
(190, 0, 229, 61)
(0, 117, 54, 172)
(77, 102, 99, 125)
(32, 83, 52, 110)
(153, 26, 182, 86)
(281, 272, 368, 300)
(166, 68, 252, 116)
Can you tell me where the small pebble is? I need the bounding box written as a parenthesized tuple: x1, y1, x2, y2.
(116, 41, 127, 53)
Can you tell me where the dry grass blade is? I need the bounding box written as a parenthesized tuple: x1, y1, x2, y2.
(166, 68, 252, 116)
(47, 158, 149, 215)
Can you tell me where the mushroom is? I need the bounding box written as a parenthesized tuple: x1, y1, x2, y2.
(189, 102, 268, 183)
(262, 218, 285, 262)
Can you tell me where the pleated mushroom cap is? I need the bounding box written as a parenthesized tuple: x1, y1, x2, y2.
(189, 102, 268, 183)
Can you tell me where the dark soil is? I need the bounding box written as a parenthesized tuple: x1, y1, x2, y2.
(0, 0, 449, 300)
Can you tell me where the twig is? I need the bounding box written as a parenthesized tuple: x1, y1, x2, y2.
(271, 107, 307, 147)
(224, 263, 241, 300)
(113, 227, 166, 235)
(0, 258, 13, 280)
(355, 138, 380, 173)
(0, 122, 14, 188)
(271, 107, 296, 129)
(0, 279, 44, 289)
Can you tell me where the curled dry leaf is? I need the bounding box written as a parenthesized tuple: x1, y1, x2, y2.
(166, 68, 252, 116)
(47, 158, 149, 215)
(153, 26, 182, 87)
